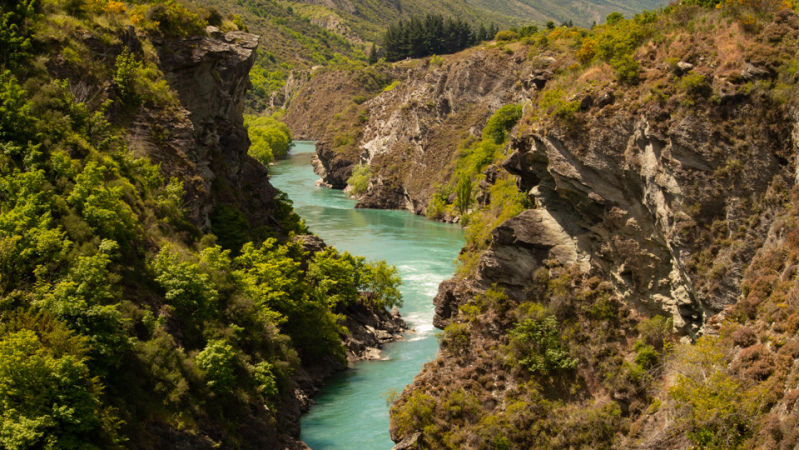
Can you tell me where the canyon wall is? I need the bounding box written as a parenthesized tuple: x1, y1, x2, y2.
(286, 9, 799, 447)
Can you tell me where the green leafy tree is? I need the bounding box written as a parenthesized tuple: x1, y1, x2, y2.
(483, 104, 523, 144)
(347, 163, 371, 196)
(0, 0, 38, 68)
(307, 248, 362, 309)
(244, 114, 293, 165)
(253, 361, 278, 399)
(362, 260, 403, 309)
(455, 176, 472, 215)
(67, 162, 138, 240)
(34, 239, 128, 373)
(151, 246, 219, 320)
(0, 318, 121, 449)
(113, 50, 140, 106)
(197, 339, 237, 394)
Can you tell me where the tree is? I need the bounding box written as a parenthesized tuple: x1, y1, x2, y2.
(455, 176, 472, 215)
(362, 261, 403, 309)
(367, 43, 379, 65)
(151, 246, 219, 320)
(0, 316, 121, 449)
(197, 339, 237, 394)
(382, 14, 480, 62)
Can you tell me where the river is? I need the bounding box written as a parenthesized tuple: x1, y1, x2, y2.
(268, 142, 464, 449)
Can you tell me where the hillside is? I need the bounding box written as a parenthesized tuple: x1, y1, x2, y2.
(0, 1, 404, 448)
(181, 0, 672, 114)
(284, 1, 799, 447)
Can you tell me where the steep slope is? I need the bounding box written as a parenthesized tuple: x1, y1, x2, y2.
(0, 2, 405, 448)
(185, 0, 672, 114)
(287, 3, 799, 448)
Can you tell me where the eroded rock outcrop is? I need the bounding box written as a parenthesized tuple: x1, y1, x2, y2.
(286, 48, 534, 213)
(128, 29, 283, 231)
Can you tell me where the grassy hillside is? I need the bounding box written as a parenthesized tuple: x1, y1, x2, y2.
(470, 0, 669, 26)
(183, 0, 671, 114)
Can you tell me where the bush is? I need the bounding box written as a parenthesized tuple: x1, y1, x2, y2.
(669, 336, 765, 449)
(612, 54, 640, 84)
(680, 73, 712, 98)
(197, 339, 236, 394)
(347, 163, 371, 196)
(509, 304, 577, 374)
(392, 391, 436, 436)
(495, 30, 519, 41)
(483, 104, 523, 144)
(145, 0, 206, 37)
(244, 115, 293, 165)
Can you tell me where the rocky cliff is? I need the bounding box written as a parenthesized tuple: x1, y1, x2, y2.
(285, 47, 528, 213)
(289, 5, 799, 448)
(125, 27, 288, 232)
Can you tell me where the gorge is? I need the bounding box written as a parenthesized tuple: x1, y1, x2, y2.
(268, 142, 463, 448)
(3, 0, 799, 448)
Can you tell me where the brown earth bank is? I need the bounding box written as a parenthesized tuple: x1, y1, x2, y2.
(286, 5, 799, 448)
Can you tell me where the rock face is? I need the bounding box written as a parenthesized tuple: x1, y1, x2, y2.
(436, 105, 793, 336)
(285, 48, 531, 213)
(128, 30, 281, 231)
(294, 47, 794, 339)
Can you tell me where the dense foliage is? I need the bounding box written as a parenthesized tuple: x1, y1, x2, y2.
(382, 14, 499, 62)
(0, 1, 402, 447)
(244, 114, 294, 165)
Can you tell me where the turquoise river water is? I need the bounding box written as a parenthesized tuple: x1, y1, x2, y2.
(268, 142, 464, 449)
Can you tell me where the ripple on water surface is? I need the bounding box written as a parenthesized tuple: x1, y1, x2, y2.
(269, 142, 464, 449)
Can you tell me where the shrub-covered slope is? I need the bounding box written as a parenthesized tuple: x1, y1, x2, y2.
(288, 1, 799, 447)
(0, 1, 404, 448)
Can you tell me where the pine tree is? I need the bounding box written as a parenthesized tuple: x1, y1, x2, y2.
(368, 43, 378, 65)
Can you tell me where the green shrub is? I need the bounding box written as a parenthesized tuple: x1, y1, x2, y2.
(245, 114, 293, 165)
(611, 54, 640, 84)
(383, 80, 401, 92)
(669, 336, 765, 449)
(145, 0, 207, 37)
(392, 391, 437, 437)
(347, 163, 371, 196)
(197, 339, 236, 394)
(483, 104, 523, 144)
(509, 304, 577, 374)
(425, 191, 449, 219)
(495, 30, 519, 41)
(539, 89, 581, 120)
(442, 322, 470, 355)
(680, 73, 712, 98)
